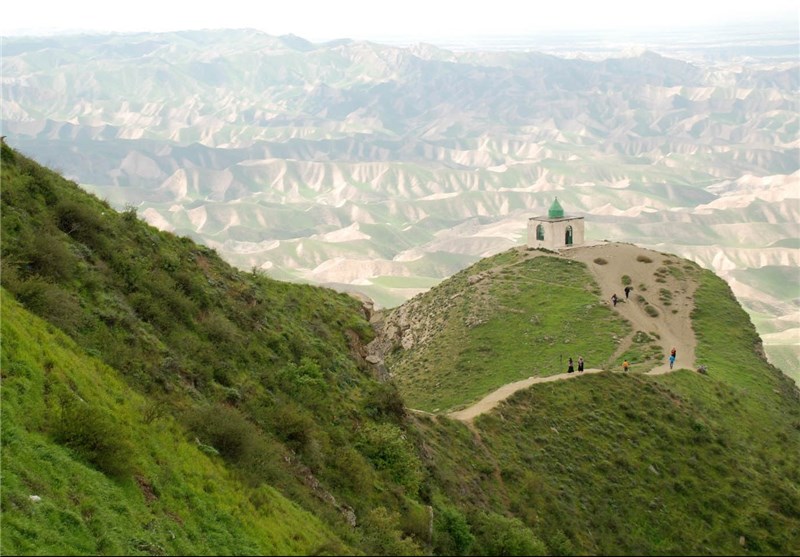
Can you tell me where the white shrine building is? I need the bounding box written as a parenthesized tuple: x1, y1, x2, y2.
(527, 198, 585, 250)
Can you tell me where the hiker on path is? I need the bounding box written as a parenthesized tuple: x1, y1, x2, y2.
(567, 357, 575, 373)
(578, 356, 584, 372)
(611, 293, 618, 307)
(669, 347, 676, 369)
(624, 286, 633, 299)
(623, 359, 630, 372)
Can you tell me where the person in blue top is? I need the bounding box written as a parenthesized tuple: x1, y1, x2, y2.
(669, 347, 677, 369)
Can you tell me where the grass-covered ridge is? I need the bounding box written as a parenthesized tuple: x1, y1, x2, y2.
(0, 143, 433, 555)
(380, 249, 630, 412)
(410, 264, 800, 555)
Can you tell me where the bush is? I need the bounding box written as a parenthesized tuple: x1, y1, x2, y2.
(357, 423, 424, 493)
(14, 278, 83, 334)
(621, 274, 632, 286)
(472, 511, 547, 556)
(636, 255, 653, 263)
(267, 400, 317, 454)
(434, 503, 475, 555)
(186, 403, 260, 463)
(53, 399, 135, 479)
(364, 382, 407, 422)
(186, 403, 284, 485)
(593, 258, 608, 265)
(55, 198, 108, 247)
(360, 507, 423, 556)
(28, 231, 76, 281)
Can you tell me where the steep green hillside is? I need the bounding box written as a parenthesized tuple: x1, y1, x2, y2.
(1, 293, 343, 555)
(0, 143, 432, 555)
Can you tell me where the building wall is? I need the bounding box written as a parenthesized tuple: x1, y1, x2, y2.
(527, 217, 585, 250)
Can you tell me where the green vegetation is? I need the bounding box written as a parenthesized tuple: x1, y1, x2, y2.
(1, 294, 341, 555)
(2, 143, 798, 556)
(411, 267, 800, 556)
(0, 144, 427, 555)
(386, 251, 629, 412)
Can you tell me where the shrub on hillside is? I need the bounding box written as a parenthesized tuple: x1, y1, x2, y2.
(27, 231, 76, 281)
(357, 423, 424, 493)
(364, 382, 407, 422)
(55, 198, 108, 248)
(53, 399, 135, 479)
(186, 403, 260, 463)
(471, 511, 547, 556)
(636, 255, 653, 263)
(360, 507, 424, 556)
(186, 403, 285, 485)
(593, 258, 608, 265)
(433, 503, 475, 555)
(14, 278, 83, 334)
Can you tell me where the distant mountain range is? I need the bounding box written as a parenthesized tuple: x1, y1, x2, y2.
(2, 28, 798, 379)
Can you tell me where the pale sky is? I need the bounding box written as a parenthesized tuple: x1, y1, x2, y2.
(2, 0, 798, 39)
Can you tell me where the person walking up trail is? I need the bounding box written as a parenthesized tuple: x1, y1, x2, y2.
(611, 293, 618, 307)
(578, 356, 584, 372)
(624, 286, 633, 299)
(567, 357, 575, 373)
(669, 347, 677, 370)
(623, 359, 630, 372)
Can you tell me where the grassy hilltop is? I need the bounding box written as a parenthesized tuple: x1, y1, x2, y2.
(2, 142, 799, 555)
(376, 241, 800, 554)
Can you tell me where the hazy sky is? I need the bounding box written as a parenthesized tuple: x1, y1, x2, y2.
(2, 0, 798, 39)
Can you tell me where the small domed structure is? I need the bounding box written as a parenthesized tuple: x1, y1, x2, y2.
(527, 197, 585, 250)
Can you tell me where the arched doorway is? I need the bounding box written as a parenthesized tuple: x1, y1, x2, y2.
(565, 225, 573, 245)
(536, 224, 545, 241)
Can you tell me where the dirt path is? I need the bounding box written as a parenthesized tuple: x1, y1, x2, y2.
(447, 242, 698, 422)
(448, 368, 605, 421)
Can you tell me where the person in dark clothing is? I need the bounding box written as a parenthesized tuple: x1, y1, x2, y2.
(611, 293, 618, 307)
(578, 356, 584, 372)
(567, 357, 574, 373)
(624, 286, 633, 299)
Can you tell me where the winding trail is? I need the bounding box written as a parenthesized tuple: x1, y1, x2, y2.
(446, 242, 699, 422)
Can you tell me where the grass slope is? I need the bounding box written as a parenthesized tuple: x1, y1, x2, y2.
(411, 263, 800, 555)
(1, 292, 342, 555)
(0, 142, 431, 555)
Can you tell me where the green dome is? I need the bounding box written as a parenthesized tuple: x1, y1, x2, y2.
(548, 198, 564, 218)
